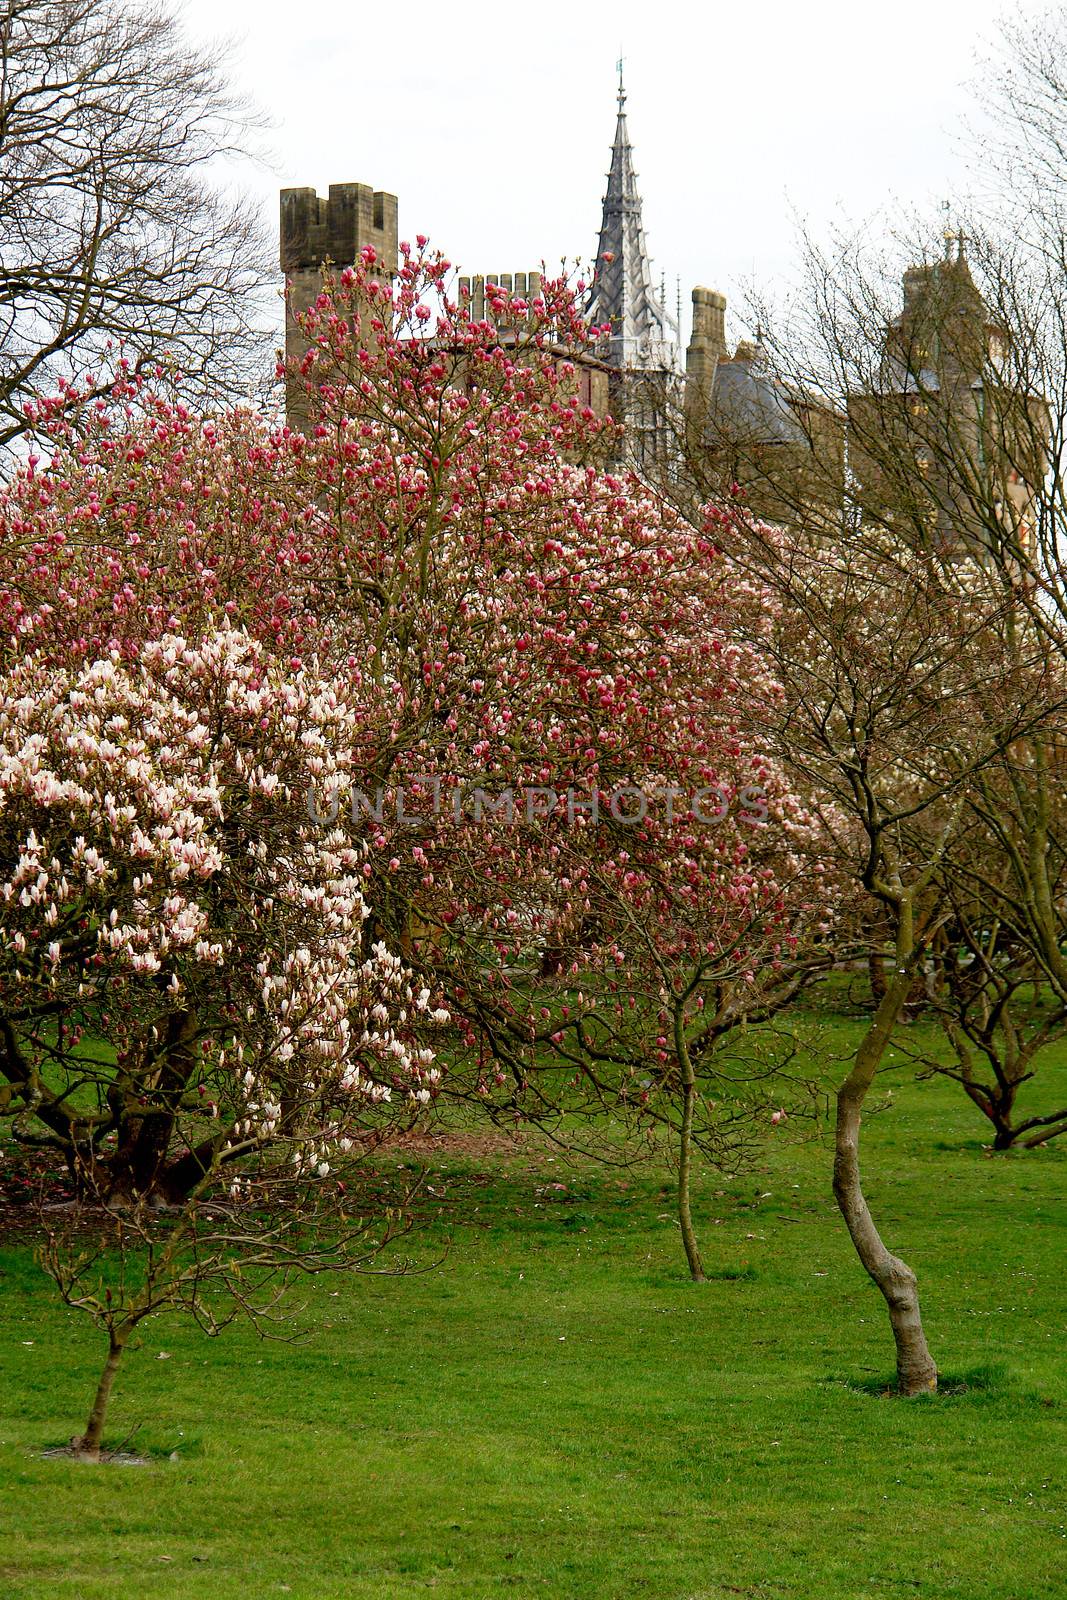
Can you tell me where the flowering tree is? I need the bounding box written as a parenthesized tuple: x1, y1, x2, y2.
(0, 384, 325, 663)
(540, 759, 832, 1284)
(0, 243, 828, 1426)
(0, 628, 445, 1454)
(280, 250, 836, 1250)
(408, 572, 835, 1282)
(270, 248, 844, 1284)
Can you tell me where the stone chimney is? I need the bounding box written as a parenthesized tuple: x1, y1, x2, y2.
(685, 287, 728, 417)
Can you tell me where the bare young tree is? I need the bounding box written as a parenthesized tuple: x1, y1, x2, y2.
(719, 178, 1067, 1141)
(979, 2, 1067, 203)
(39, 1140, 419, 1461)
(0, 0, 270, 454)
(694, 508, 1051, 1392)
(922, 715, 1067, 1151)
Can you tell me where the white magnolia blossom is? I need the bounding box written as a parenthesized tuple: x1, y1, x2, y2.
(0, 628, 447, 1168)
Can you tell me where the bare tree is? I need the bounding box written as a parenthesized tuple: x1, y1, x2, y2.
(646, 166, 1067, 1378)
(979, 3, 1067, 203)
(745, 523, 1057, 1389)
(0, 0, 270, 454)
(39, 1143, 419, 1461)
(922, 717, 1067, 1151)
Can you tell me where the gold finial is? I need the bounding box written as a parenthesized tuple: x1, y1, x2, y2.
(942, 199, 957, 259)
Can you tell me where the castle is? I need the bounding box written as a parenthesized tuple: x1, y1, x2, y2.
(279, 75, 1042, 553)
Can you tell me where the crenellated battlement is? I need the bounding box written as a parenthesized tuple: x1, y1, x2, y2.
(457, 272, 543, 327)
(279, 183, 398, 276)
(280, 180, 400, 428)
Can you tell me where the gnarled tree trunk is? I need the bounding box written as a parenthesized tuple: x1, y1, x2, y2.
(833, 968, 938, 1395)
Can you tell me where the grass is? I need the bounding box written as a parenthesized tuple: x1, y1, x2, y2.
(1, 1006, 1066, 1598)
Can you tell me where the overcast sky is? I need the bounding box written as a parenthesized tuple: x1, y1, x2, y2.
(181, 0, 1015, 345)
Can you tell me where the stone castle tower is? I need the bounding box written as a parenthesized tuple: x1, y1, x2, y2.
(845, 232, 1045, 554)
(279, 182, 398, 426)
(279, 181, 398, 355)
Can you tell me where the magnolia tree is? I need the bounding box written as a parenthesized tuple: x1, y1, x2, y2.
(0, 242, 832, 1431)
(282, 249, 835, 1269)
(0, 627, 445, 1455)
(0, 384, 325, 662)
(503, 749, 833, 1285)
(405, 573, 837, 1283)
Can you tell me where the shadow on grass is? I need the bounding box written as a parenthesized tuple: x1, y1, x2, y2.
(930, 1139, 994, 1155)
(41, 1430, 206, 1462)
(820, 1362, 1050, 1404)
(640, 1264, 759, 1289)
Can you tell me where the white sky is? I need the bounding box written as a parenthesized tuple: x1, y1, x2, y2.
(181, 0, 1015, 346)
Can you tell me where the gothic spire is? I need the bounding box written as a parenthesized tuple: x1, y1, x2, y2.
(587, 68, 681, 373)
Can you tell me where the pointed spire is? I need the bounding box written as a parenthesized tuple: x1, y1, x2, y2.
(587, 70, 681, 373)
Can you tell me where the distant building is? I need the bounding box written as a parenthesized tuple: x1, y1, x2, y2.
(847, 234, 1046, 556)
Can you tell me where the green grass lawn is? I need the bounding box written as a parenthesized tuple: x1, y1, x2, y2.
(1, 1008, 1065, 1599)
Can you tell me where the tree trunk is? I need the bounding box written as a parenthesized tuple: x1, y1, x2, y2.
(76, 1330, 128, 1459)
(833, 972, 938, 1395)
(674, 1015, 706, 1282)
